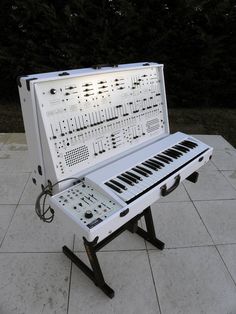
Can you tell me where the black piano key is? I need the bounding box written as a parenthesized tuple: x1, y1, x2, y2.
(154, 155, 171, 164)
(117, 175, 134, 186)
(136, 166, 152, 175)
(142, 161, 158, 171)
(126, 171, 142, 181)
(149, 159, 163, 168)
(180, 140, 197, 149)
(171, 148, 183, 156)
(162, 150, 178, 159)
(169, 150, 181, 158)
(179, 144, 190, 152)
(160, 154, 173, 162)
(132, 167, 149, 177)
(168, 148, 182, 157)
(150, 158, 165, 167)
(185, 140, 198, 147)
(173, 144, 189, 153)
(110, 179, 127, 190)
(121, 173, 138, 183)
(147, 160, 161, 169)
(180, 141, 193, 149)
(105, 182, 122, 193)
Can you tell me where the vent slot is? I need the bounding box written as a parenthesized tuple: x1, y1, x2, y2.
(64, 145, 89, 167)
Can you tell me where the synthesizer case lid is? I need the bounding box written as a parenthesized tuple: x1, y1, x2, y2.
(18, 62, 169, 192)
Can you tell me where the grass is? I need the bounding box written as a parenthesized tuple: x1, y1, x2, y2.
(0, 102, 235, 148)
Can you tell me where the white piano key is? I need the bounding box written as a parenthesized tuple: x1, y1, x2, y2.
(126, 170, 154, 187)
(135, 165, 160, 181)
(115, 176, 144, 195)
(111, 179, 137, 201)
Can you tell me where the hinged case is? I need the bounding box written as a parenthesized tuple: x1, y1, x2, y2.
(18, 62, 169, 192)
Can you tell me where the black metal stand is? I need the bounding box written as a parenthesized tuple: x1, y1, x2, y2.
(62, 206, 165, 298)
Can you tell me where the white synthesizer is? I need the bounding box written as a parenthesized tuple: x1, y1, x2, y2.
(18, 62, 213, 242)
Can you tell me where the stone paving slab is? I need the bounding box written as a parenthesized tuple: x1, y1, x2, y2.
(147, 201, 213, 249)
(149, 247, 236, 314)
(0, 173, 29, 204)
(222, 170, 236, 190)
(68, 251, 160, 314)
(1, 133, 28, 151)
(211, 150, 236, 170)
(0, 205, 16, 245)
(0, 150, 31, 173)
(19, 174, 46, 205)
(184, 170, 236, 200)
(0, 133, 10, 149)
(193, 134, 235, 151)
(0, 133, 235, 313)
(0, 253, 70, 314)
(0, 205, 74, 252)
(194, 200, 236, 245)
(217, 244, 236, 284)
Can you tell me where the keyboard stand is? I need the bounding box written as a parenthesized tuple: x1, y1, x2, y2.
(62, 206, 165, 298)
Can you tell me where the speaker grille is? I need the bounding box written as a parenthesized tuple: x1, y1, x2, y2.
(64, 145, 89, 167)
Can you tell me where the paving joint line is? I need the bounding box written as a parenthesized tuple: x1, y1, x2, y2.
(3, 243, 236, 254)
(66, 234, 75, 314)
(142, 225, 163, 314)
(219, 170, 236, 192)
(215, 245, 236, 288)
(184, 184, 236, 288)
(0, 173, 31, 249)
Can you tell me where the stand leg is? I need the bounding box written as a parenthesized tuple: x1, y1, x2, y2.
(63, 206, 164, 298)
(135, 206, 165, 250)
(127, 220, 138, 233)
(62, 245, 114, 298)
(83, 238, 114, 298)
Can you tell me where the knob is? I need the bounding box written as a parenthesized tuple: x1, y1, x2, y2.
(50, 88, 57, 95)
(84, 210, 93, 219)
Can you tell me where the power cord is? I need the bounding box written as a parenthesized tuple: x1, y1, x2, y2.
(35, 177, 79, 223)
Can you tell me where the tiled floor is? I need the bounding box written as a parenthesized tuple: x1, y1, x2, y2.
(0, 133, 236, 314)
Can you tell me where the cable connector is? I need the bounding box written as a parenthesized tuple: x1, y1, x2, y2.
(35, 177, 79, 223)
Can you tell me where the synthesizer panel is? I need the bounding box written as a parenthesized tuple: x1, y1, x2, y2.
(18, 63, 214, 297)
(34, 65, 168, 180)
(51, 179, 123, 230)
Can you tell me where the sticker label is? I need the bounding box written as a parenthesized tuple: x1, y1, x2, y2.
(87, 218, 103, 229)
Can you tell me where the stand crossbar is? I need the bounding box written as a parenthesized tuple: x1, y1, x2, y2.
(63, 206, 165, 298)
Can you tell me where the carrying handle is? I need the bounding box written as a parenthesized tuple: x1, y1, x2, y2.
(161, 175, 181, 197)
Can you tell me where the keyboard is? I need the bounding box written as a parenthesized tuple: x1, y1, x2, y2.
(18, 62, 213, 243)
(50, 132, 212, 242)
(86, 132, 212, 204)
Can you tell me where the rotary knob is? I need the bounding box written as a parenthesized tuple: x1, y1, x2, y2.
(84, 210, 93, 219)
(50, 88, 57, 95)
